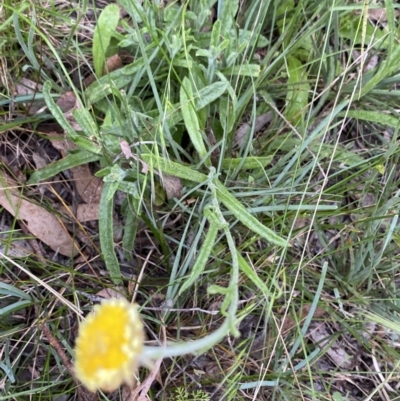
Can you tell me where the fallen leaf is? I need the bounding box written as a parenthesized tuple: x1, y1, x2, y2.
(309, 322, 353, 369)
(104, 53, 123, 74)
(234, 112, 272, 147)
(95, 287, 126, 299)
(56, 91, 82, 131)
(70, 164, 103, 204)
(47, 133, 103, 205)
(15, 78, 46, 115)
(162, 174, 182, 199)
(56, 91, 78, 113)
(0, 222, 32, 258)
(59, 204, 100, 222)
(0, 170, 79, 257)
(120, 140, 149, 174)
(280, 304, 327, 334)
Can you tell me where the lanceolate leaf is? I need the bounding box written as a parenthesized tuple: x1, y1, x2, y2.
(140, 154, 288, 247)
(140, 154, 208, 183)
(93, 4, 121, 77)
(28, 151, 100, 184)
(99, 181, 122, 285)
(180, 77, 209, 164)
(214, 180, 288, 247)
(285, 56, 310, 126)
(179, 206, 220, 294)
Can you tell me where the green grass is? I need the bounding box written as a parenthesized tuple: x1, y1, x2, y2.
(2, 0, 400, 400)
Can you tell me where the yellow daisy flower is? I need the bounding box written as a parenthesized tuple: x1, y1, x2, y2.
(74, 298, 144, 392)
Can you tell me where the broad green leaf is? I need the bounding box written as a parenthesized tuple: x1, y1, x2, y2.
(220, 0, 239, 38)
(285, 56, 310, 126)
(72, 108, 101, 142)
(180, 77, 209, 163)
(42, 81, 102, 153)
(140, 154, 208, 183)
(194, 81, 229, 110)
(179, 206, 220, 295)
(210, 19, 221, 48)
(93, 4, 121, 77)
(99, 181, 122, 285)
(239, 29, 269, 48)
(28, 151, 100, 183)
(86, 58, 145, 104)
(214, 180, 288, 247)
(339, 14, 389, 49)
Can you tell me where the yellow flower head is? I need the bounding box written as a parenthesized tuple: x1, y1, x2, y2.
(74, 298, 144, 392)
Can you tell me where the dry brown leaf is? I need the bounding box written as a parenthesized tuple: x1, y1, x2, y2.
(95, 287, 126, 299)
(56, 91, 82, 131)
(162, 174, 182, 199)
(309, 322, 353, 369)
(104, 53, 123, 74)
(32, 152, 47, 169)
(234, 112, 272, 147)
(47, 133, 103, 204)
(0, 171, 79, 257)
(59, 203, 100, 222)
(15, 78, 46, 115)
(280, 304, 327, 334)
(120, 139, 149, 174)
(70, 164, 103, 204)
(46, 132, 76, 154)
(84, 54, 124, 87)
(0, 222, 32, 258)
(56, 91, 78, 113)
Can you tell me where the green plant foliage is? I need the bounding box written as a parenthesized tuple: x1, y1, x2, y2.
(93, 4, 121, 77)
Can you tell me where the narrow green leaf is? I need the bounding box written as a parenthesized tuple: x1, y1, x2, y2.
(180, 77, 209, 163)
(141, 154, 208, 183)
(221, 64, 260, 77)
(28, 151, 100, 184)
(42, 81, 78, 140)
(0, 300, 32, 317)
(179, 207, 220, 295)
(237, 253, 273, 296)
(219, 96, 236, 134)
(93, 4, 121, 77)
(221, 156, 273, 170)
(0, 282, 32, 301)
(99, 181, 122, 285)
(214, 180, 288, 247)
(339, 110, 400, 129)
